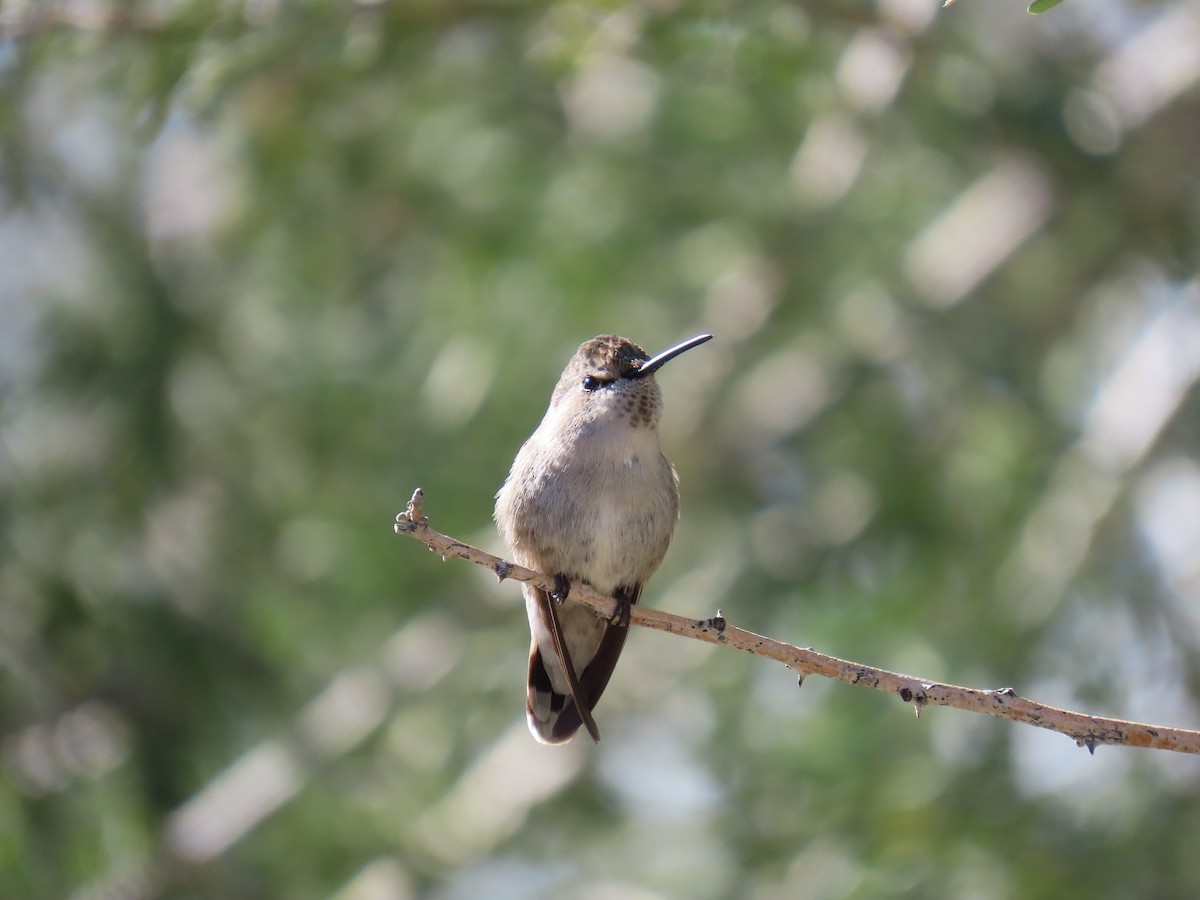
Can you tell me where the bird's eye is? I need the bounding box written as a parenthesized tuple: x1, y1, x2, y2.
(582, 375, 606, 392)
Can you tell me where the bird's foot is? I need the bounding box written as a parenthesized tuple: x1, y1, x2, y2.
(611, 588, 633, 628)
(551, 573, 571, 605)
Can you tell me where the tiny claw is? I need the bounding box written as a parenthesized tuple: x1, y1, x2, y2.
(612, 596, 632, 627)
(610, 587, 635, 627)
(494, 560, 513, 583)
(551, 573, 571, 605)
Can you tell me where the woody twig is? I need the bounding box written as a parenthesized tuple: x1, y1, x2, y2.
(395, 488, 1200, 756)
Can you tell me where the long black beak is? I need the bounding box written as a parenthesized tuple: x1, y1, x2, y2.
(629, 333, 714, 379)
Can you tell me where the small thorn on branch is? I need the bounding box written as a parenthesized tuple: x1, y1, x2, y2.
(897, 685, 929, 718)
(992, 686, 1018, 705)
(705, 609, 727, 632)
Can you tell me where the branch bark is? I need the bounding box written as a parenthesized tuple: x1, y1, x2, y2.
(394, 488, 1200, 756)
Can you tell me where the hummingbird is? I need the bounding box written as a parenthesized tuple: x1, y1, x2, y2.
(494, 333, 712, 744)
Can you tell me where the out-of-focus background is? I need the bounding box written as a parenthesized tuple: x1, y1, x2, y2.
(3, 0, 1200, 897)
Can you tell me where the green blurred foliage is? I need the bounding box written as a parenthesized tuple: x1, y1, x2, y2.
(1028, 0, 1068, 15)
(2, 0, 1200, 898)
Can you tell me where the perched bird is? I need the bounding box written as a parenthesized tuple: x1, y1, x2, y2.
(495, 333, 712, 744)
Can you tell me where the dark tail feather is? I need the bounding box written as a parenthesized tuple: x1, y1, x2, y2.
(532, 587, 601, 743)
(525, 585, 639, 744)
(526, 647, 585, 744)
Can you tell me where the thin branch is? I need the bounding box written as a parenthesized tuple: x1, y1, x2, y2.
(0, 2, 172, 38)
(394, 488, 1200, 756)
